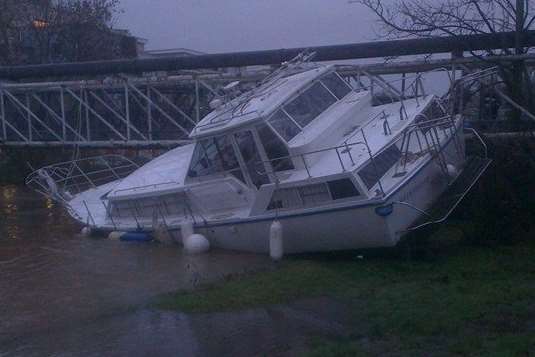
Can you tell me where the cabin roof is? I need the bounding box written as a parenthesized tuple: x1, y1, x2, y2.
(190, 65, 331, 138)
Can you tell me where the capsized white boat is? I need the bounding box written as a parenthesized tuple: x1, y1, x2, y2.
(27, 57, 491, 253)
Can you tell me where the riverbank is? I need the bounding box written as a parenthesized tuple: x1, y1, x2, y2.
(2, 136, 534, 356)
(156, 224, 535, 356)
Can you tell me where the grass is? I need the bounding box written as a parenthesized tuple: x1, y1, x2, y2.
(156, 225, 535, 355)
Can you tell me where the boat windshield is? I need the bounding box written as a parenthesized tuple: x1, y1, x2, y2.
(321, 72, 351, 100)
(267, 72, 352, 142)
(234, 130, 269, 188)
(187, 135, 244, 182)
(285, 82, 337, 128)
(257, 123, 294, 172)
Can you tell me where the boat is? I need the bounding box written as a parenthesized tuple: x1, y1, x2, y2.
(26, 54, 491, 253)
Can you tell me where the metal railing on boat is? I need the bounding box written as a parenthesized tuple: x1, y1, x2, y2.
(25, 155, 140, 199)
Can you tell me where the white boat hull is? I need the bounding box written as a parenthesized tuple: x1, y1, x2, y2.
(169, 135, 463, 254)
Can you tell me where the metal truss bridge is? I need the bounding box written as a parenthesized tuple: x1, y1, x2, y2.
(0, 65, 430, 148)
(0, 75, 221, 148)
(2, 31, 534, 148)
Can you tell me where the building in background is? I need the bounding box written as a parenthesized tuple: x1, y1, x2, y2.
(140, 48, 205, 58)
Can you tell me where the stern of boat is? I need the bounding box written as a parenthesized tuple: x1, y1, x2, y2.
(382, 120, 491, 242)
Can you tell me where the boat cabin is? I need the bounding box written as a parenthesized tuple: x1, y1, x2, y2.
(96, 64, 441, 226)
(186, 66, 369, 195)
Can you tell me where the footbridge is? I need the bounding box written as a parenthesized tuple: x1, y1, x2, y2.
(1, 31, 534, 148)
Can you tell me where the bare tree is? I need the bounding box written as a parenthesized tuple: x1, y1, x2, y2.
(0, 0, 33, 65)
(41, 0, 123, 62)
(0, 0, 125, 65)
(357, 0, 535, 120)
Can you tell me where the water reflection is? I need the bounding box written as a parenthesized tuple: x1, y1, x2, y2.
(2, 186, 20, 240)
(0, 185, 277, 356)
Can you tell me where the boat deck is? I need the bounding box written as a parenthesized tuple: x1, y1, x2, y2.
(274, 96, 433, 185)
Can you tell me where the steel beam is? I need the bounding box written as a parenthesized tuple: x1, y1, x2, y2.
(0, 140, 191, 148)
(1, 31, 534, 80)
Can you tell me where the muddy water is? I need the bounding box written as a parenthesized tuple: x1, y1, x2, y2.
(0, 186, 350, 356)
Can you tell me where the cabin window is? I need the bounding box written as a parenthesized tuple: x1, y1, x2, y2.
(284, 82, 337, 128)
(257, 123, 294, 172)
(111, 192, 188, 219)
(267, 187, 302, 210)
(328, 178, 360, 200)
(267, 179, 360, 210)
(188, 135, 244, 182)
(299, 183, 331, 206)
(321, 73, 352, 100)
(359, 145, 402, 190)
(235, 130, 269, 188)
(268, 110, 301, 141)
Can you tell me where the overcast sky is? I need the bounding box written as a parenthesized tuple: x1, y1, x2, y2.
(117, 0, 377, 53)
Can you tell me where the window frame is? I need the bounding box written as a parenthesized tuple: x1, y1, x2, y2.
(263, 71, 352, 144)
(266, 109, 303, 142)
(283, 81, 338, 129)
(255, 123, 295, 175)
(319, 72, 353, 100)
(233, 129, 271, 189)
(266, 176, 363, 211)
(187, 134, 247, 183)
(358, 143, 402, 190)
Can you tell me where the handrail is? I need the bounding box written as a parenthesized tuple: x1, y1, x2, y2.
(406, 115, 454, 130)
(391, 201, 432, 217)
(105, 188, 207, 228)
(255, 140, 367, 179)
(344, 110, 388, 144)
(25, 154, 140, 200)
(27, 154, 139, 173)
(465, 127, 488, 158)
(111, 181, 180, 196)
(263, 140, 368, 167)
(357, 67, 453, 100)
(400, 157, 492, 232)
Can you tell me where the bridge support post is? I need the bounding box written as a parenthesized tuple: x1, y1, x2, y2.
(0, 88, 6, 142)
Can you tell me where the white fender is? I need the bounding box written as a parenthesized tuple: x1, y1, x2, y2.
(184, 234, 210, 254)
(269, 220, 284, 261)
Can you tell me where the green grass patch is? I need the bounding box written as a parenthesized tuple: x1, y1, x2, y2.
(157, 260, 347, 312)
(156, 225, 535, 355)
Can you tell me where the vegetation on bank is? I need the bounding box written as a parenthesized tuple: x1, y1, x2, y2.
(156, 136, 535, 355)
(157, 226, 534, 355)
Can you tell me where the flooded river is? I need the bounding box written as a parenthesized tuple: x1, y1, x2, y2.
(0, 186, 349, 356)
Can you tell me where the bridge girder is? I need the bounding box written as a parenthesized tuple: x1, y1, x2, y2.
(1, 54, 533, 148)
